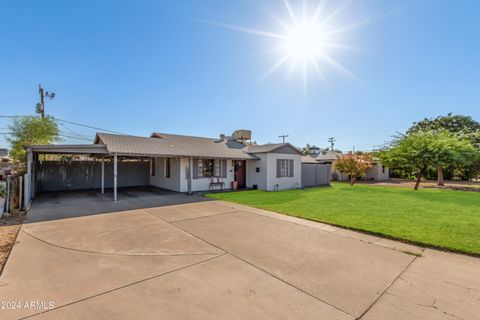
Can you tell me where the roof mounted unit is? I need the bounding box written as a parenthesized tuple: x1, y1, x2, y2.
(232, 129, 251, 142)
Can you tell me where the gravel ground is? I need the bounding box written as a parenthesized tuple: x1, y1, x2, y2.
(0, 216, 22, 275)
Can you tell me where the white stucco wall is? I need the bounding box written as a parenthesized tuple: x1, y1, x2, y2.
(149, 157, 182, 192)
(150, 153, 302, 193)
(246, 156, 267, 190)
(265, 153, 302, 191)
(366, 164, 389, 181)
(178, 158, 236, 192)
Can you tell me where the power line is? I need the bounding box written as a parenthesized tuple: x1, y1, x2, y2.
(0, 115, 127, 135)
(60, 123, 92, 140)
(55, 118, 127, 135)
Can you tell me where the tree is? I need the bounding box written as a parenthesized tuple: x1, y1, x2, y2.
(379, 130, 477, 190)
(334, 152, 373, 186)
(408, 113, 480, 140)
(407, 114, 480, 183)
(300, 143, 312, 155)
(7, 116, 61, 166)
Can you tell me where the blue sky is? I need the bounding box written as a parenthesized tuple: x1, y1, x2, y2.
(1, 0, 479, 150)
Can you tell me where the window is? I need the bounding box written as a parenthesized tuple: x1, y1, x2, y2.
(151, 158, 156, 176)
(382, 165, 385, 174)
(277, 159, 293, 177)
(198, 159, 215, 177)
(165, 158, 171, 178)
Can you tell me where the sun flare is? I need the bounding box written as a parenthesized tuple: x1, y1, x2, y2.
(202, 0, 381, 92)
(285, 23, 325, 60)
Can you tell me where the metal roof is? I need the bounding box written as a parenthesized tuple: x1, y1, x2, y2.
(245, 143, 303, 155)
(28, 132, 305, 159)
(313, 150, 342, 161)
(28, 144, 109, 155)
(95, 132, 256, 159)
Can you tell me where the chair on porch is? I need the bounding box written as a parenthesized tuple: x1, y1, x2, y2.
(209, 176, 225, 191)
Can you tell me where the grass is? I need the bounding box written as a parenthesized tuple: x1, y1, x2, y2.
(206, 182, 480, 255)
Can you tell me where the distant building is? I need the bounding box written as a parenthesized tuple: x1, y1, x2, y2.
(0, 149, 8, 157)
(305, 150, 390, 181)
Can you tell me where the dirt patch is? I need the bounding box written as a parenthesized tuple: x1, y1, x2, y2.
(357, 179, 480, 192)
(0, 218, 22, 275)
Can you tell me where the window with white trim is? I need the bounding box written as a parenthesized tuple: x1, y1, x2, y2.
(279, 159, 291, 177)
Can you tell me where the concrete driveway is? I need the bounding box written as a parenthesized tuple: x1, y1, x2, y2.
(0, 190, 479, 319)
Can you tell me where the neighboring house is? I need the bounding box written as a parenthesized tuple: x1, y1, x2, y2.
(309, 150, 390, 181)
(25, 130, 303, 202)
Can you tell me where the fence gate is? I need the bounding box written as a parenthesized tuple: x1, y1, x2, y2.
(302, 163, 331, 187)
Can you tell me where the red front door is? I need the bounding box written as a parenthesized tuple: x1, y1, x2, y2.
(234, 161, 246, 188)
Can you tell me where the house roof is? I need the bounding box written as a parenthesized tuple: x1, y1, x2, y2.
(301, 156, 320, 164)
(95, 132, 256, 159)
(29, 132, 304, 159)
(313, 150, 342, 161)
(245, 143, 303, 155)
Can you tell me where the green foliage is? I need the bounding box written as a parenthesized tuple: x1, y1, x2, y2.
(405, 114, 480, 180)
(379, 130, 478, 187)
(7, 116, 61, 164)
(407, 113, 480, 143)
(206, 183, 480, 255)
(0, 184, 5, 198)
(334, 152, 373, 185)
(300, 143, 313, 155)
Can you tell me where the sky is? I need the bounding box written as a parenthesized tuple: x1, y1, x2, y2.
(0, 0, 479, 151)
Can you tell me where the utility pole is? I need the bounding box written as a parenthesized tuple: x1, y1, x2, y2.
(279, 134, 289, 143)
(36, 85, 55, 118)
(328, 137, 336, 150)
(38, 85, 45, 118)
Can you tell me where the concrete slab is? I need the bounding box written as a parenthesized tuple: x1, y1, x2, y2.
(23, 209, 222, 256)
(1, 190, 478, 320)
(0, 230, 220, 320)
(213, 200, 340, 232)
(145, 201, 239, 222)
(30, 254, 354, 320)
(175, 211, 415, 318)
(362, 249, 480, 320)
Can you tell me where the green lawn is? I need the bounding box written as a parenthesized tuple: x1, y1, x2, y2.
(206, 183, 480, 255)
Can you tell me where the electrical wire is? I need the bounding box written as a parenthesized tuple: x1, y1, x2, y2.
(55, 118, 127, 135)
(59, 123, 92, 140)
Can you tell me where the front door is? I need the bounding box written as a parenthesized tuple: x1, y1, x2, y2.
(234, 160, 246, 188)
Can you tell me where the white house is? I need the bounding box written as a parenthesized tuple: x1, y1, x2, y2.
(25, 130, 304, 202)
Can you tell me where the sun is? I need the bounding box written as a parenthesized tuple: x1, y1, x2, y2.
(285, 22, 325, 61)
(200, 0, 381, 92)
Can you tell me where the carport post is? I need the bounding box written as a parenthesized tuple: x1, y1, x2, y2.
(187, 156, 193, 195)
(113, 153, 118, 201)
(101, 157, 105, 194)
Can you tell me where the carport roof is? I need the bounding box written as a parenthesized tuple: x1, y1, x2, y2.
(28, 144, 109, 155)
(94, 132, 256, 159)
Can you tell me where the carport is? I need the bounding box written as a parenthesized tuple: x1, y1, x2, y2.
(25, 144, 151, 206)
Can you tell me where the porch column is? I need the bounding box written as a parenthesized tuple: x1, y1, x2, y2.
(26, 148, 33, 204)
(101, 157, 105, 194)
(187, 156, 193, 195)
(113, 153, 118, 201)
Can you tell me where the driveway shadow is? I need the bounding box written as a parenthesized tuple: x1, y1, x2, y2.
(26, 187, 212, 223)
